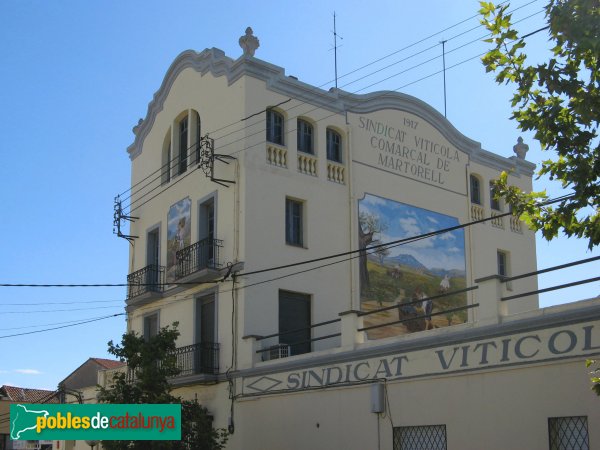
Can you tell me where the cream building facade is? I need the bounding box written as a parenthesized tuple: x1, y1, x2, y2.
(113, 32, 600, 450)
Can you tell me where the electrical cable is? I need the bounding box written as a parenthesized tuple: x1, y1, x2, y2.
(0, 314, 127, 331)
(0, 193, 576, 290)
(1, 299, 124, 306)
(117, 0, 541, 208)
(3, 305, 124, 314)
(0, 313, 126, 339)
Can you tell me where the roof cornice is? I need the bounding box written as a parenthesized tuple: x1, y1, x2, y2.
(126, 48, 536, 176)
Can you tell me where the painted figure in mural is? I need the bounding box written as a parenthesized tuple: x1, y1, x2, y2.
(416, 286, 434, 331)
(439, 275, 451, 293)
(177, 217, 186, 251)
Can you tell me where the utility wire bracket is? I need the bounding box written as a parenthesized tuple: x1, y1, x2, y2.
(113, 195, 139, 245)
(196, 134, 236, 187)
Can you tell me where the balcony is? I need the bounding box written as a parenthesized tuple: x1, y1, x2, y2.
(175, 238, 223, 284)
(172, 342, 220, 379)
(126, 264, 165, 303)
(100, 342, 220, 387)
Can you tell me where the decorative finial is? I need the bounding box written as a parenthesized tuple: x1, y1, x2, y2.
(513, 136, 529, 159)
(239, 27, 259, 57)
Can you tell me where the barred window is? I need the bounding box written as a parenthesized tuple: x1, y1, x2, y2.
(548, 416, 589, 450)
(393, 425, 447, 450)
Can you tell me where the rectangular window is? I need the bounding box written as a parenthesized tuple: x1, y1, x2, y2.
(497, 250, 508, 277)
(266, 109, 284, 145)
(179, 116, 189, 174)
(199, 197, 216, 262)
(393, 425, 447, 450)
(297, 119, 313, 154)
(285, 198, 304, 247)
(279, 290, 311, 356)
(548, 416, 589, 450)
(143, 313, 159, 340)
(147, 228, 160, 288)
(193, 294, 217, 374)
(497, 250, 512, 290)
(326, 128, 342, 162)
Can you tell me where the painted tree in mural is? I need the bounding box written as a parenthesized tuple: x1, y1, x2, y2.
(480, 0, 599, 394)
(480, 0, 599, 249)
(358, 211, 387, 293)
(375, 244, 391, 265)
(98, 323, 228, 449)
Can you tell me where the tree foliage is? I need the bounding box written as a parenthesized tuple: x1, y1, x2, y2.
(480, 0, 600, 248)
(98, 323, 228, 450)
(586, 359, 600, 395)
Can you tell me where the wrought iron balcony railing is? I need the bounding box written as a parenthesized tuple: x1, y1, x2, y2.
(172, 342, 220, 376)
(176, 238, 223, 279)
(126, 264, 165, 299)
(101, 342, 219, 385)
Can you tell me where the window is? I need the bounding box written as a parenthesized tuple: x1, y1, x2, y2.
(326, 128, 342, 162)
(497, 250, 508, 277)
(279, 290, 311, 355)
(195, 294, 217, 373)
(470, 174, 481, 205)
(161, 131, 172, 185)
(179, 116, 189, 174)
(297, 119, 314, 154)
(266, 109, 284, 145)
(193, 110, 202, 164)
(143, 312, 159, 340)
(393, 425, 447, 450)
(199, 196, 216, 266)
(490, 181, 501, 210)
(285, 198, 304, 247)
(147, 227, 160, 289)
(548, 416, 589, 450)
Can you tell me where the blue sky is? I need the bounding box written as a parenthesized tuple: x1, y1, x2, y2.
(1, 0, 597, 390)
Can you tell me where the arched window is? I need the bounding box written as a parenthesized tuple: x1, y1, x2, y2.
(161, 129, 172, 185)
(326, 128, 342, 162)
(266, 109, 284, 145)
(490, 181, 501, 211)
(178, 115, 189, 174)
(470, 174, 481, 205)
(297, 119, 314, 154)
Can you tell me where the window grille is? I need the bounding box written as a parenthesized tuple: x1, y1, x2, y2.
(393, 425, 447, 450)
(548, 416, 589, 450)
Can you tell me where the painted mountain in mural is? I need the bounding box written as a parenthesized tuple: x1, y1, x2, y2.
(385, 254, 428, 272)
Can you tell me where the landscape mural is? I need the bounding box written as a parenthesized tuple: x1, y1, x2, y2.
(358, 194, 467, 339)
(167, 197, 191, 283)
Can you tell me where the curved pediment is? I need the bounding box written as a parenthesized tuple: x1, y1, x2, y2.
(127, 47, 535, 176)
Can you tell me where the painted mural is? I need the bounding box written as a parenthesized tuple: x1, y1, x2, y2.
(358, 194, 467, 339)
(167, 197, 192, 283)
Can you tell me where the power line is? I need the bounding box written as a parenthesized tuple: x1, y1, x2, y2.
(1, 299, 124, 306)
(0, 313, 126, 339)
(0, 314, 126, 331)
(1, 194, 576, 290)
(3, 305, 123, 314)
(117, 1, 541, 209)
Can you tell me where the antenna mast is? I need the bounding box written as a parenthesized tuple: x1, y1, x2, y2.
(333, 12, 342, 89)
(441, 39, 448, 118)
